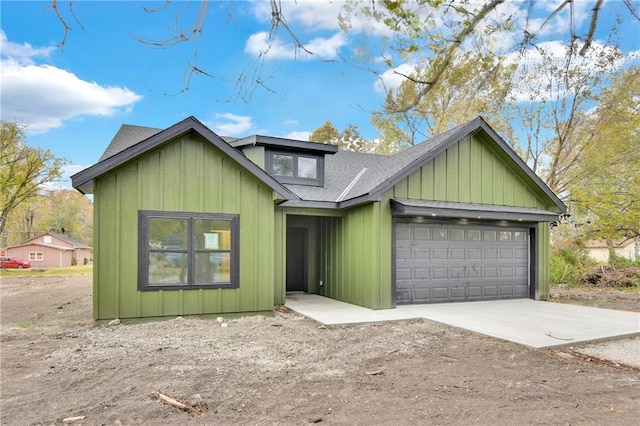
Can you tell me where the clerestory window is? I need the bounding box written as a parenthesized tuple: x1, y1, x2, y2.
(267, 151, 323, 186)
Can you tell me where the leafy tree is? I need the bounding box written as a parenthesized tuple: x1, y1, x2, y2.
(310, 121, 375, 152)
(0, 121, 67, 247)
(341, 0, 638, 108)
(510, 42, 623, 195)
(310, 121, 341, 144)
(3, 190, 93, 247)
(47, 1, 639, 99)
(41, 190, 93, 244)
(371, 51, 515, 151)
(565, 66, 640, 246)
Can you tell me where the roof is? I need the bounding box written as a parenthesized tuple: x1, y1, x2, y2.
(584, 239, 636, 249)
(99, 125, 162, 161)
(7, 231, 92, 250)
(74, 115, 566, 215)
(282, 116, 566, 213)
(71, 116, 298, 201)
(230, 134, 339, 154)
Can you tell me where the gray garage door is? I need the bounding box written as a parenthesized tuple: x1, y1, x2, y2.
(395, 222, 529, 304)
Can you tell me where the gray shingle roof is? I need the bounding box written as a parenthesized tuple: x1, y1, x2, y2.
(339, 121, 472, 202)
(99, 125, 161, 161)
(284, 151, 386, 202)
(81, 116, 565, 213)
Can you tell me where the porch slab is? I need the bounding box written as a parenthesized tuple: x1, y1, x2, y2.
(284, 294, 640, 349)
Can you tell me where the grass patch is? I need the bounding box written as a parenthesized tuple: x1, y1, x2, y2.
(14, 316, 40, 333)
(0, 265, 93, 277)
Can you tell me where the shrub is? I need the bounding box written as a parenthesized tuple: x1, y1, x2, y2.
(608, 252, 639, 269)
(83, 257, 89, 265)
(71, 257, 77, 266)
(549, 247, 596, 286)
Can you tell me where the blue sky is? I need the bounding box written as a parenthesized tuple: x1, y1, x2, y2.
(1, 1, 638, 189)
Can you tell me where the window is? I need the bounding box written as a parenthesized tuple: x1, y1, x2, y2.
(29, 252, 43, 261)
(138, 211, 239, 291)
(267, 151, 323, 186)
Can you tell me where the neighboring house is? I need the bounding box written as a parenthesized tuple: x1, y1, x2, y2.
(71, 116, 566, 320)
(584, 239, 638, 262)
(5, 231, 92, 268)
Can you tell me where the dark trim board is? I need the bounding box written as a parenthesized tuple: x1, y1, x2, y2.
(391, 199, 561, 223)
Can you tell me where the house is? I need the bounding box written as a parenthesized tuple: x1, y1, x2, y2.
(71, 116, 566, 320)
(5, 231, 92, 268)
(584, 239, 638, 262)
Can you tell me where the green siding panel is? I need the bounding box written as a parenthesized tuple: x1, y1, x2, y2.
(457, 137, 471, 202)
(273, 210, 286, 305)
(93, 133, 277, 319)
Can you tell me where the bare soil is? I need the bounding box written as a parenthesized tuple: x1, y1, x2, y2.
(1, 275, 639, 425)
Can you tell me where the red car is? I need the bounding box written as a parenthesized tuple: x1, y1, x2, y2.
(0, 257, 30, 269)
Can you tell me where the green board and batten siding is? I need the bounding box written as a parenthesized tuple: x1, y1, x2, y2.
(93, 134, 276, 319)
(311, 133, 557, 309)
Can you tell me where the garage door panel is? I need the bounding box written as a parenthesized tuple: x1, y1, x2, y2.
(467, 248, 482, 259)
(414, 248, 431, 260)
(499, 248, 514, 259)
(499, 285, 515, 296)
(450, 267, 465, 280)
(484, 267, 498, 278)
(413, 268, 430, 279)
(431, 287, 450, 300)
(414, 228, 430, 240)
(395, 222, 529, 304)
(432, 248, 448, 259)
(468, 286, 483, 297)
(450, 286, 466, 298)
(450, 248, 465, 260)
(499, 267, 514, 277)
(413, 286, 432, 302)
(515, 266, 528, 277)
(515, 248, 528, 259)
(432, 268, 448, 279)
(468, 266, 482, 278)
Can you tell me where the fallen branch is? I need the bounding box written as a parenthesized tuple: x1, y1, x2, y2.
(150, 390, 206, 415)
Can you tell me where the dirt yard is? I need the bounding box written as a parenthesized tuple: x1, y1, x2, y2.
(1, 274, 639, 425)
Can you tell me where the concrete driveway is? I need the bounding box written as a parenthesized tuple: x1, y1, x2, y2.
(285, 294, 640, 349)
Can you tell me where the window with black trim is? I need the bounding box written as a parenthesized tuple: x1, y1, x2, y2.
(267, 151, 323, 186)
(138, 210, 239, 291)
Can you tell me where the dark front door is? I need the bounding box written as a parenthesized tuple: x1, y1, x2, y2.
(286, 228, 307, 292)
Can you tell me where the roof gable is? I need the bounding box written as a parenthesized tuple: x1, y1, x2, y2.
(71, 116, 298, 201)
(7, 231, 91, 249)
(338, 116, 566, 213)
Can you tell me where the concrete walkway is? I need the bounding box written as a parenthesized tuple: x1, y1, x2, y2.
(285, 294, 640, 349)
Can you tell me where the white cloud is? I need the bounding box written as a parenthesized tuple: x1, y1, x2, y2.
(0, 30, 55, 65)
(206, 113, 254, 136)
(251, 1, 343, 32)
(284, 130, 310, 140)
(245, 31, 346, 60)
(283, 119, 299, 126)
(373, 63, 418, 93)
(0, 32, 142, 134)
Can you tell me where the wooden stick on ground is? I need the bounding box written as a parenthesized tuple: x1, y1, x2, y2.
(151, 391, 192, 412)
